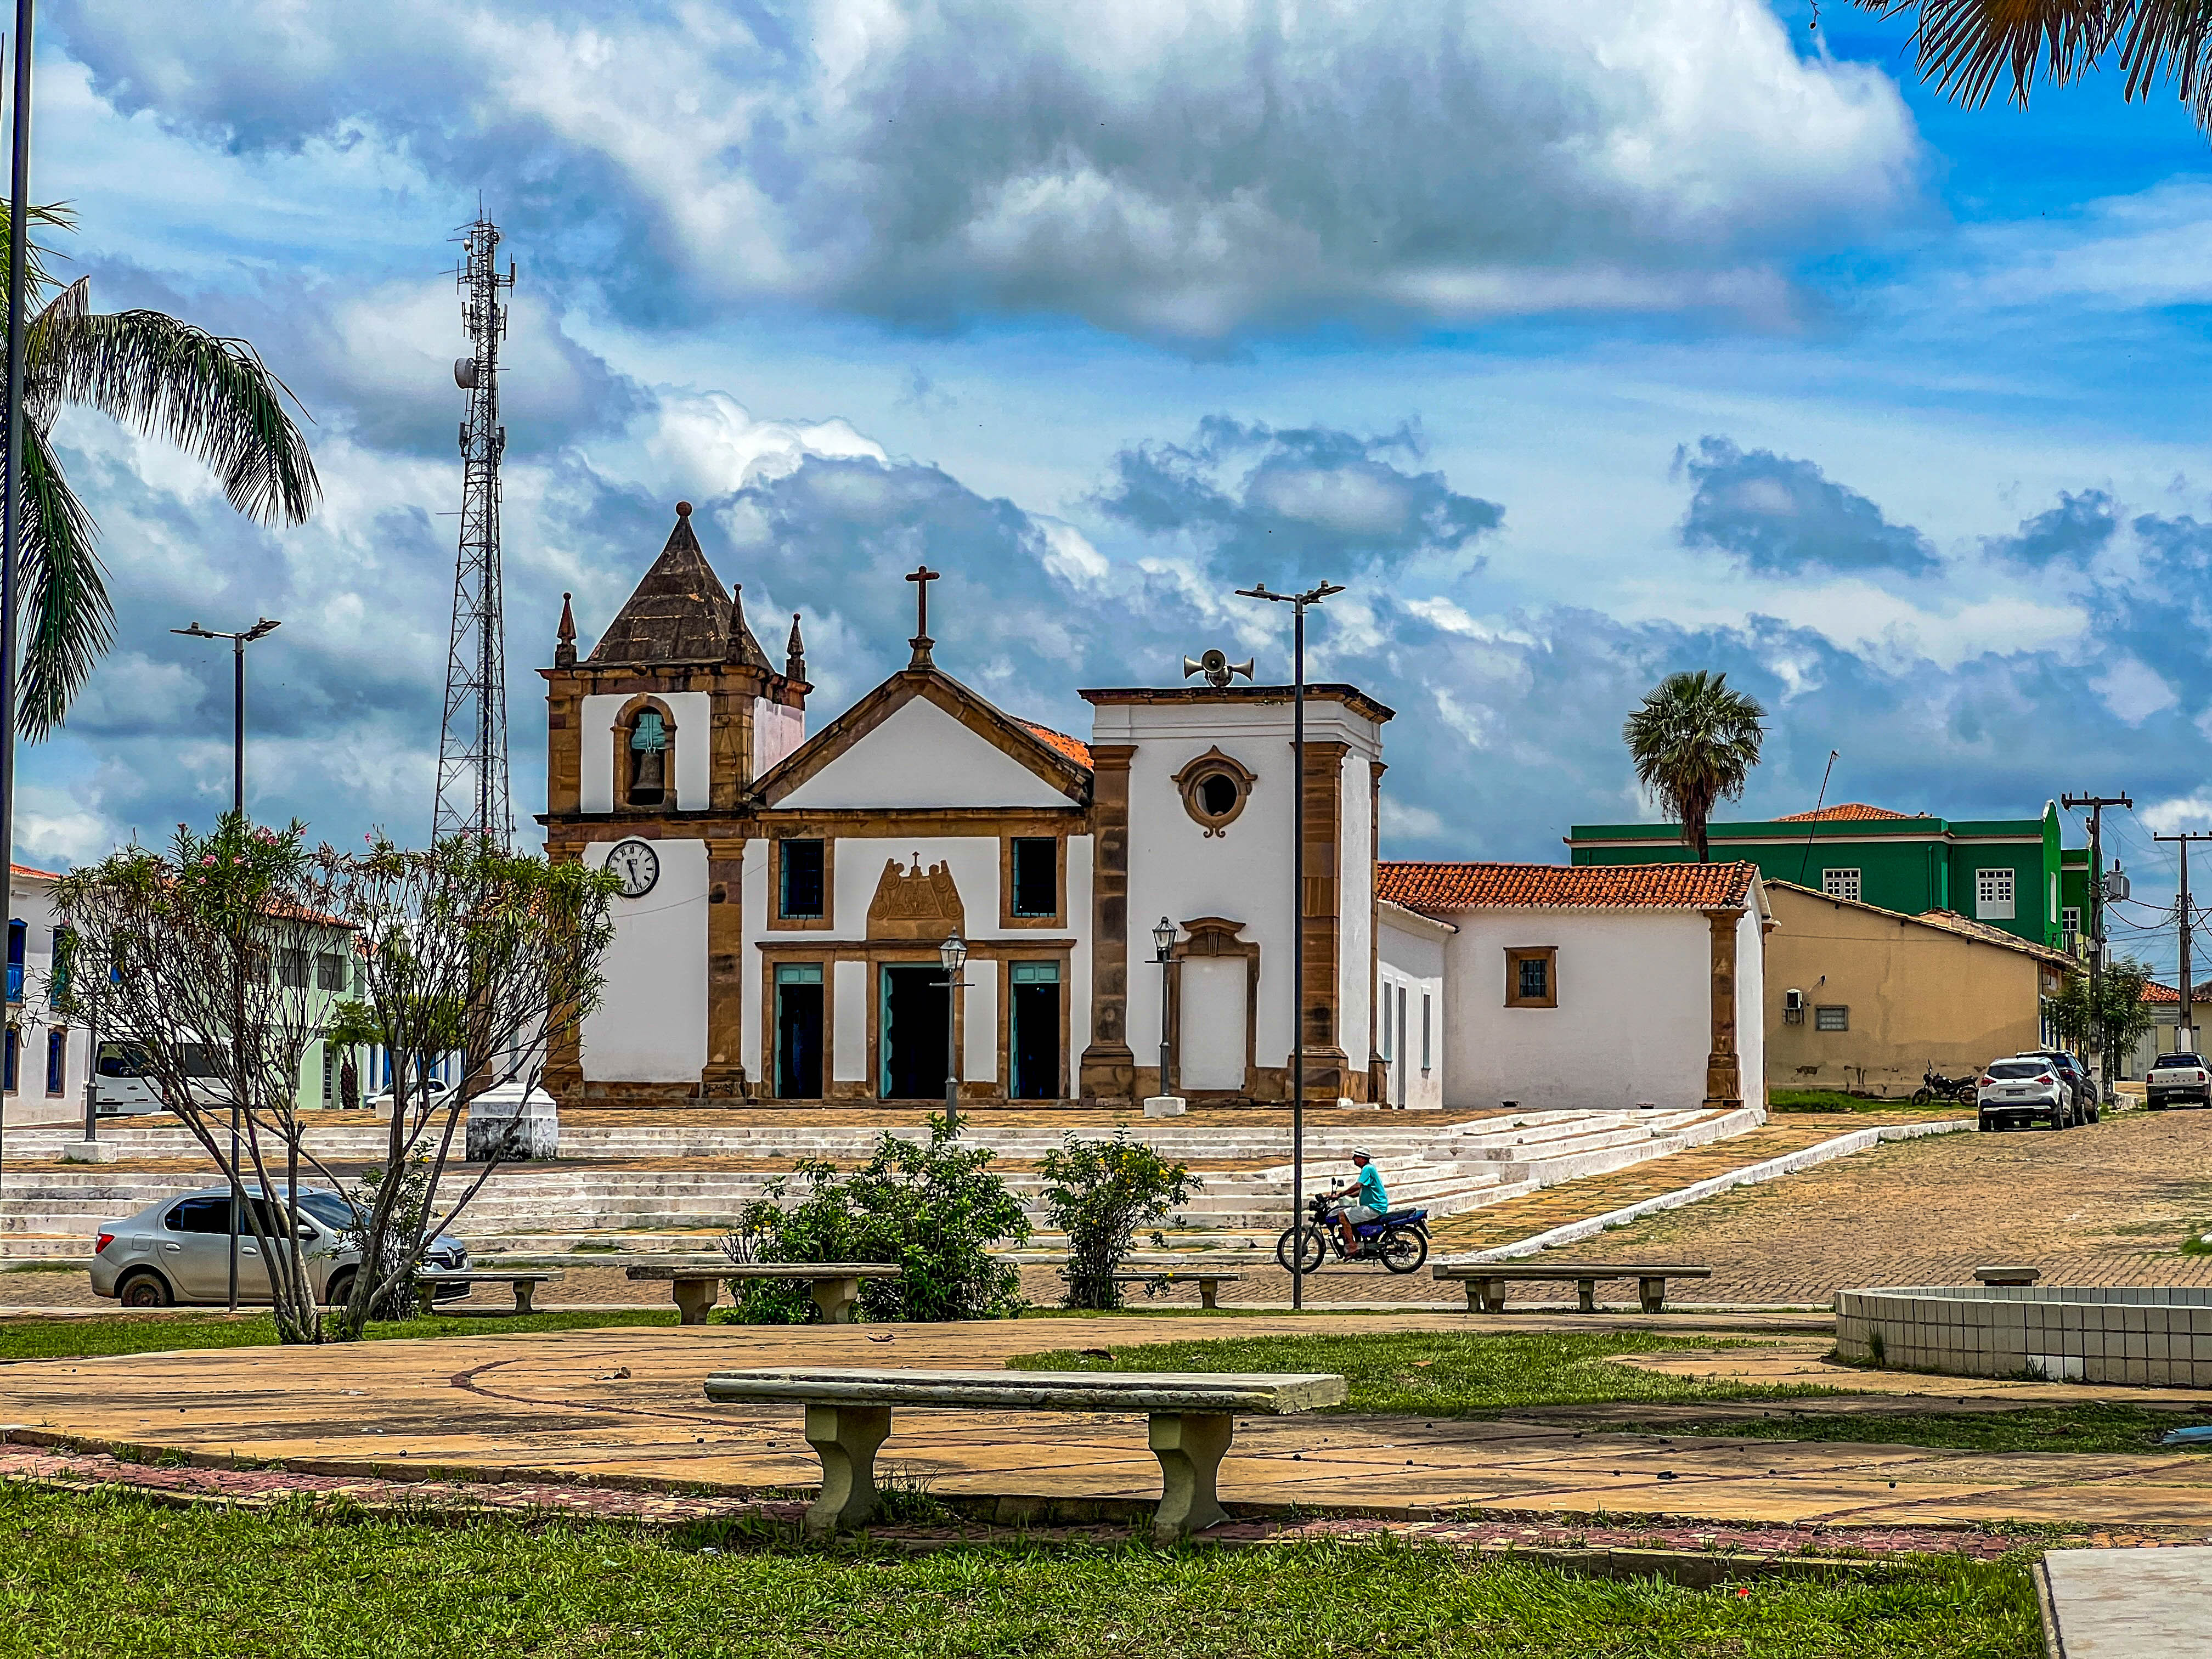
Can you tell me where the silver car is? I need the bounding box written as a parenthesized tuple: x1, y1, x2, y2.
(90, 1186, 469, 1308)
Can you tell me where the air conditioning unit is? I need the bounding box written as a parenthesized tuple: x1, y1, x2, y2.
(1783, 988, 1804, 1024)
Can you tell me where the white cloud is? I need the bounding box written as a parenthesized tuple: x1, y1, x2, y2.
(62, 0, 1922, 341)
(2093, 655, 2180, 725)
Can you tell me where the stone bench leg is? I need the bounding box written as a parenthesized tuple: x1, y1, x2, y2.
(1577, 1278, 1597, 1314)
(1481, 1277, 1507, 1314)
(1639, 1277, 1667, 1314)
(802, 1402, 892, 1538)
(809, 1276, 862, 1325)
(673, 1279, 719, 1325)
(1198, 1278, 1221, 1311)
(1148, 1410, 1234, 1542)
(512, 1281, 538, 1316)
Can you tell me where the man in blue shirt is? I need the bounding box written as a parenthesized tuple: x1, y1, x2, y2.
(1327, 1149, 1388, 1255)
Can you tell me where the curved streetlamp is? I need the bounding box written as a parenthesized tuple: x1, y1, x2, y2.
(939, 932, 967, 1132)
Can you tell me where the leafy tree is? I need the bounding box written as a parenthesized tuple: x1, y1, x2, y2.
(2042, 955, 2160, 1095)
(2, 204, 319, 734)
(1621, 670, 1767, 862)
(1039, 1133, 1201, 1311)
(1853, 2, 2212, 134)
(718, 1116, 1029, 1323)
(321, 1000, 380, 1112)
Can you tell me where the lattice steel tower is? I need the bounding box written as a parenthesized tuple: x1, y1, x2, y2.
(433, 213, 516, 845)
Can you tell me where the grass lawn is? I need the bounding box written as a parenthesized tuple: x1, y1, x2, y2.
(0, 1483, 2039, 1658)
(1015, 1331, 2212, 1457)
(0, 1308, 675, 1363)
(1014, 1330, 1841, 1413)
(1767, 1090, 1962, 1114)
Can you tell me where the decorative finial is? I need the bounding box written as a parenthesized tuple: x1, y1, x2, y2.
(675, 500, 692, 518)
(554, 591, 578, 669)
(786, 612, 807, 681)
(726, 581, 749, 662)
(904, 564, 940, 669)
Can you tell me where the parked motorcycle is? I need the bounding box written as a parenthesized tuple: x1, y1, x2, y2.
(1276, 1193, 1431, 1276)
(1912, 1068, 1977, 1106)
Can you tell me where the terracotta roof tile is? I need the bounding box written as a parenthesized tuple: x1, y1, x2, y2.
(1015, 720, 1091, 769)
(1770, 803, 1920, 822)
(2145, 980, 2182, 1005)
(1379, 860, 1758, 911)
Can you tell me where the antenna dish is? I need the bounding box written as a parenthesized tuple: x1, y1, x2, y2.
(454, 358, 478, 390)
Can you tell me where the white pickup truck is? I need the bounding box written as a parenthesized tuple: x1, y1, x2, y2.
(2147, 1052, 2212, 1110)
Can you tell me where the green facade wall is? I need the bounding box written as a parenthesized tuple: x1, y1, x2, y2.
(1566, 803, 2074, 947)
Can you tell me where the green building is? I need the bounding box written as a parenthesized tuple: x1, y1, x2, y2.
(1565, 803, 2080, 949)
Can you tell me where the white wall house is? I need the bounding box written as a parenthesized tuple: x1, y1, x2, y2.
(5, 865, 93, 1128)
(1375, 900, 1448, 1110)
(1378, 861, 1769, 1115)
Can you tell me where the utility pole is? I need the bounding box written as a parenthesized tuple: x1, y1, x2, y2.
(1237, 579, 1345, 1312)
(2063, 792, 2133, 1098)
(2155, 831, 2212, 1052)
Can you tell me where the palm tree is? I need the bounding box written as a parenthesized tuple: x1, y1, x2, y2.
(1622, 670, 1768, 862)
(1853, 2, 2212, 132)
(3, 204, 318, 736)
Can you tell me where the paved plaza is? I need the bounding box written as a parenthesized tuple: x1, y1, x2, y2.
(5, 1311, 2212, 1535)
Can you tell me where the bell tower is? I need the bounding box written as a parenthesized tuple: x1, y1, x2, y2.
(539, 501, 811, 1103)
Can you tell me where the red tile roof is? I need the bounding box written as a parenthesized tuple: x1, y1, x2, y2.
(1771, 803, 1920, 823)
(2145, 980, 2182, 1005)
(8, 863, 59, 881)
(1379, 860, 1759, 912)
(1016, 720, 1091, 769)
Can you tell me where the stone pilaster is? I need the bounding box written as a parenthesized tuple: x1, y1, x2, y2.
(1080, 743, 1137, 1103)
(1703, 907, 1745, 1110)
(699, 834, 751, 1098)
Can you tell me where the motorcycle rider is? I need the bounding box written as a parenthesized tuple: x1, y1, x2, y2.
(1325, 1149, 1389, 1256)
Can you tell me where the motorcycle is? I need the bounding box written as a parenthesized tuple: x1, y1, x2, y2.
(1912, 1068, 1977, 1106)
(1276, 1193, 1431, 1276)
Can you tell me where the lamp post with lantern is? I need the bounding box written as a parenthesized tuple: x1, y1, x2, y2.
(1152, 916, 1178, 1107)
(939, 933, 967, 1133)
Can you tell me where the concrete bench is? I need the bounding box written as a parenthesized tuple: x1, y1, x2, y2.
(1973, 1265, 2042, 1286)
(1434, 1262, 1713, 1314)
(413, 1269, 562, 1315)
(1110, 1269, 1243, 1310)
(625, 1263, 900, 1326)
(702, 1365, 1346, 1541)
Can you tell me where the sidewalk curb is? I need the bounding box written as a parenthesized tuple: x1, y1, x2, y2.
(1440, 1119, 1977, 1265)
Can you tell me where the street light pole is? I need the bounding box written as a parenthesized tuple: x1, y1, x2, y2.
(1235, 579, 1344, 1312)
(172, 616, 281, 1313)
(939, 932, 967, 1135)
(1152, 916, 1177, 1102)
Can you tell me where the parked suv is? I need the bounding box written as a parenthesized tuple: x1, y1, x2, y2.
(2147, 1053, 2212, 1110)
(89, 1186, 469, 1308)
(2016, 1049, 2098, 1124)
(1977, 1057, 2074, 1131)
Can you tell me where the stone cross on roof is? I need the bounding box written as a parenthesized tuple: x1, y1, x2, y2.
(905, 564, 940, 669)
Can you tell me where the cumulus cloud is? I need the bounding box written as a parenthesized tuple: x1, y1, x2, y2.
(56, 0, 1922, 342)
(1093, 419, 1502, 585)
(1984, 490, 2119, 568)
(1677, 436, 1939, 577)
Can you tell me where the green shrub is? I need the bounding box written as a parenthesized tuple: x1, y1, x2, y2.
(1039, 1132, 1199, 1310)
(715, 1115, 1028, 1323)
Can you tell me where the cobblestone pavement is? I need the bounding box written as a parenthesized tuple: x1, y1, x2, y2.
(1545, 1108, 2212, 1305)
(5, 1315, 2212, 1531)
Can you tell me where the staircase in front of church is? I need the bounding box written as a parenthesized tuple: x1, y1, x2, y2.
(0, 1103, 1762, 1263)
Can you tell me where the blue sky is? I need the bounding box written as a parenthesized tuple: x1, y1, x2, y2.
(19, 0, 2212, 974)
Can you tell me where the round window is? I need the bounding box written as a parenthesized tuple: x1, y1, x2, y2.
(1173, 747, 1257, 837)
(1197, 773, 1240, 818)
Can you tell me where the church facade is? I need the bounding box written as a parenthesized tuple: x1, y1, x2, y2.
(539, 505, 1764, 1113)
(538, 504, 1393, 1109)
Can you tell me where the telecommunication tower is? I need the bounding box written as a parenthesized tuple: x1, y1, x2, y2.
(433, 212, 517, 845)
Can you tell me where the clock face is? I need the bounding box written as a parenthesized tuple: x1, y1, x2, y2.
(607, 838, 659, 899)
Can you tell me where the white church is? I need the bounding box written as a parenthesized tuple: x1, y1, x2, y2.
(538, 504, 1765, 1115)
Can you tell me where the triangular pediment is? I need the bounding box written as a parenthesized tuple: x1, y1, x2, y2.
(754, 669, 1090, 811)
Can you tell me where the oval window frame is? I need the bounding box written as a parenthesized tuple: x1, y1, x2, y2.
(1172, 747, 1259, 837)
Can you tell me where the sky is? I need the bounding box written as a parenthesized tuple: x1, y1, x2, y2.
(18, 0, 2212, 976)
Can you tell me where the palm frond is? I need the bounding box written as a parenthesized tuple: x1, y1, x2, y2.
(0, 199, 76, 305)
(11, 414, 112, 740)
(2111, 1, 2212, 126)
(1853, 1, 2125, 110)
(41, 307, 320, 526)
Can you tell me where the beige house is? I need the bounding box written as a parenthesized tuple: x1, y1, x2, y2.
(1765, 879, 2072, 1097)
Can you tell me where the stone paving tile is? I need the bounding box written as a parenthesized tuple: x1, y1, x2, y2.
(5, 1315, 2212, 1532)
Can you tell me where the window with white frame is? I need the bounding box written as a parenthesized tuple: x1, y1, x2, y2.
(1821, 868, 1862, 903)
(1975, 867, 2016, 921)
(2061, 906, 2080, 942)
